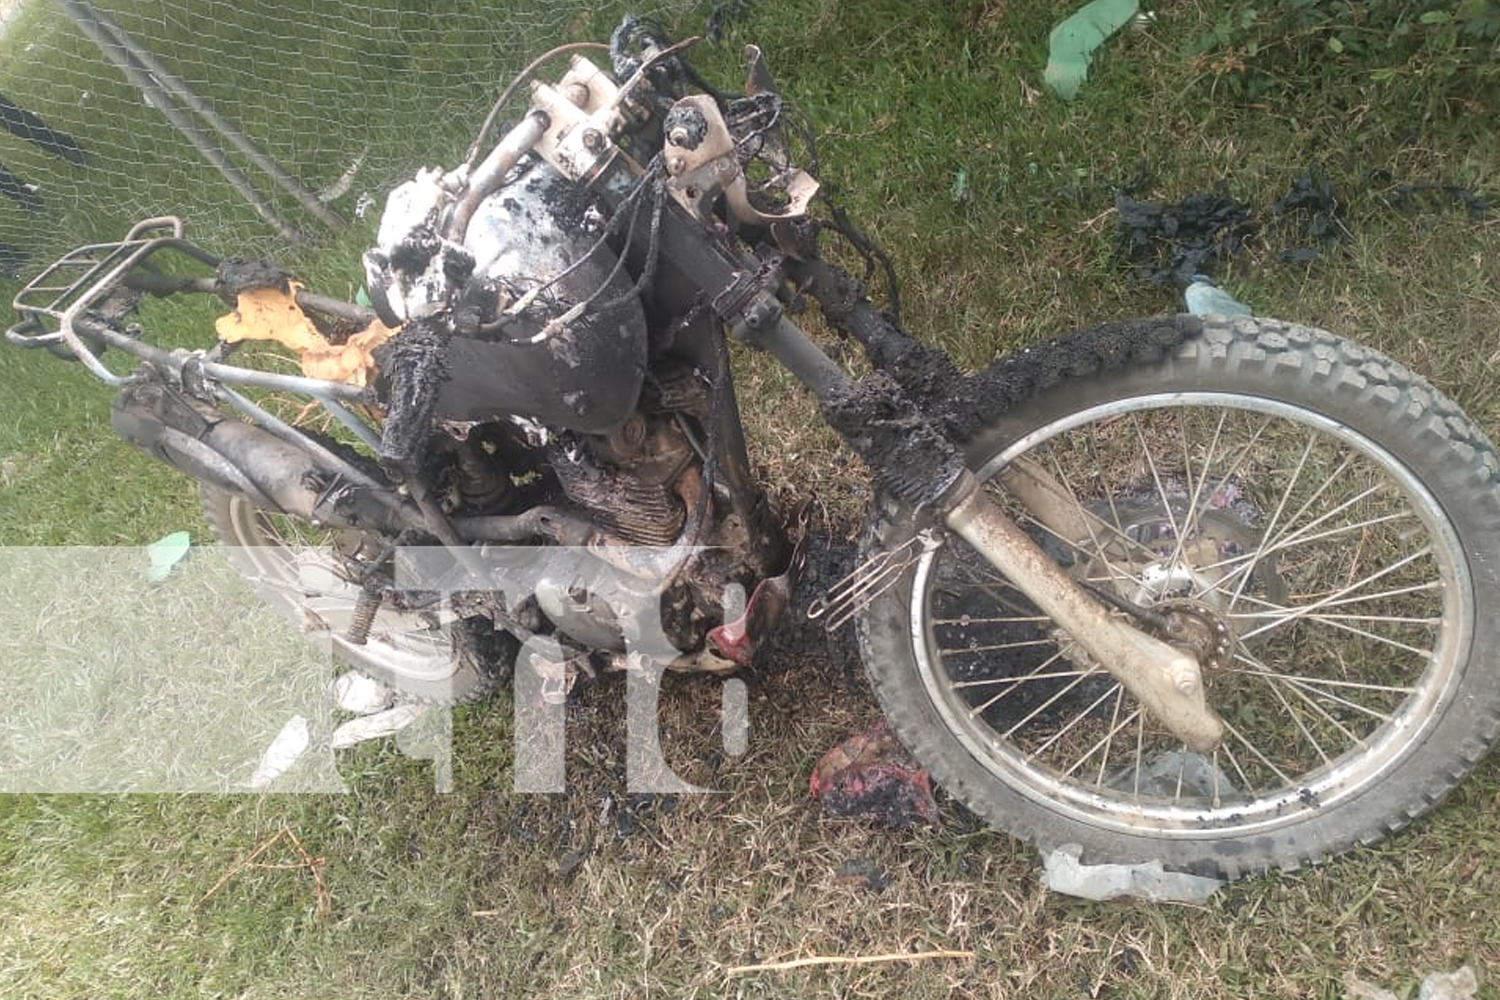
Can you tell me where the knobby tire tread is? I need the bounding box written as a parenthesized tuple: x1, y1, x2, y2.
(857, 315, 1500, 877)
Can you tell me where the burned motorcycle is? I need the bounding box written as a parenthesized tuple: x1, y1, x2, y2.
(11, 21, 1500, 879)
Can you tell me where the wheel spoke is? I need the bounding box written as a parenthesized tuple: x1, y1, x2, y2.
(902, 368, 1479, 872)
(1130, 412, 1186, 553)
(1229, 580, 1443, 619)
(1169, 410, 1269, 575)
(1247, 657, 1339, 767)
(1225, 441, 1349, 607)
(1028, 681, 1124, 760)
(984, 468, 1156, 593)
(938, 637, 1056, 655)
(951, 668, 1095, 690)
(1038, 452, 1157, 589)
(989, 660, 1100, 737)
(934, 614, 1052, 626)
(1258, 480, 1386, 559)
(1218, 715, 1296, 788)
(1236, 547, 1434, 642)
(1223, 654, 1381, 748)
(1190, 508, 1419, 598)
(965, 649, 1070, 717)
(1262, 672, 1399, 724)
(1083, 689, 1135, 787)
(1217, 741, 1258, 797)
(1216, 664, 1417, 696)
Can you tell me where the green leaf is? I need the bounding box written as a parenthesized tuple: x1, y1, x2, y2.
(1327, 35, 1345, 53)
(1421, 10, 1453, 24)
(144, 531, 191, 583)
(1043, 0, 1141, 100)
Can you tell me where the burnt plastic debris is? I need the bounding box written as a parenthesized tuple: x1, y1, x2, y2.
(373, 318, 449, 476)
(1377, 177, 1490, 219)
(1114, 185, 1255, 287)
(1115, 167, 1489, 285)
(1269, 168, 1343, 263)
(810, 718, 940, 828)
(215, 257, 295, 303)
(704, 0, 758, 44)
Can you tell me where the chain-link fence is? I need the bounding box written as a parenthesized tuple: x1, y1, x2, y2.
(0, 0, 700, 280)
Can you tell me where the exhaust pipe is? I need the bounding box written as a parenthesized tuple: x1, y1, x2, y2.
(111, 381, 404, 533)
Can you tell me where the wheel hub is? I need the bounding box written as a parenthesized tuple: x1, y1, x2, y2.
(1074, 494, 1272, 674)
(1151, 599, 1234, 673)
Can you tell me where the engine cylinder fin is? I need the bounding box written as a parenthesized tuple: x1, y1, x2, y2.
(550, 447, 685, 546)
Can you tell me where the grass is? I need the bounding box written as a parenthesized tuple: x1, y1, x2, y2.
(3, 0, 1500, 997)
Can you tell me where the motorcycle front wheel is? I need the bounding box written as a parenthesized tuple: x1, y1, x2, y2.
(201, 485, 511, 704)
(858, 316, 1500, 877)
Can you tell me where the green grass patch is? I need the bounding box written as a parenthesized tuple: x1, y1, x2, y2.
(3, 0, 1500, 997)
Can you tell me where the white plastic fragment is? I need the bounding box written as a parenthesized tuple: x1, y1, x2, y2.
(1183, 274, 1253, 317)
(248, 715, 311, 790)
(330, 702, 427, 749)
(1344, 966, 1478, 1000)
(329, 671, 396, 715)
(1041, 843, 1224, 904)
(1420, 966, 1479, 1000)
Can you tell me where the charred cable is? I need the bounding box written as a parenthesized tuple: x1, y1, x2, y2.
(814, 195, 902, 327)
(592, 162, 668, 309)
(726, 92, 784, 160)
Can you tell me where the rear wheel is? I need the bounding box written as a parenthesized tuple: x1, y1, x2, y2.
(858, 317, 1500, 876)
(201, 485, 511, 704)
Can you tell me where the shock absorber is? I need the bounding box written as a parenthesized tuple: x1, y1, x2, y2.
(347, 582, 383, 646)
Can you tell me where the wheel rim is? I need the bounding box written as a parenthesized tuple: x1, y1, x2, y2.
(216, 494, 458, 684)
(910, 392, 1471, 838)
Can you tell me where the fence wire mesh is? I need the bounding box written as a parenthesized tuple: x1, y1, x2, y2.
(0, 0, 699, 280)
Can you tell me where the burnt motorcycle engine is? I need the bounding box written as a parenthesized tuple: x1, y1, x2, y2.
(549, 411, 694, 547)
(363, 156, 649, 438)
(362, 124, 782, 670)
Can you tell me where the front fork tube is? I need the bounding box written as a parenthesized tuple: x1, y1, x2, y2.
(734, 300, 1224, 753)
(943, 476, 1224, 752)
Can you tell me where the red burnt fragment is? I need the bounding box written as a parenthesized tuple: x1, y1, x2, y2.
(810, 718, 939, 828)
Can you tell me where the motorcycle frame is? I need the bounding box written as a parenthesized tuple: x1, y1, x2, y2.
(6, 48, 1225, 751)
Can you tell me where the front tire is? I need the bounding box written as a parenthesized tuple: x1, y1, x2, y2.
(858, 316, 1500, 877)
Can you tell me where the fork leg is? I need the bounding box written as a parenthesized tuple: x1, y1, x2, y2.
(942, 473, 1224, 753)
